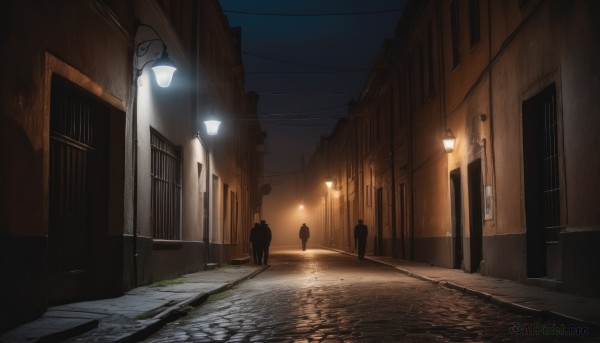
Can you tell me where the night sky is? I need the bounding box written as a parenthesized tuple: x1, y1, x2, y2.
(221, 0, 406, 177)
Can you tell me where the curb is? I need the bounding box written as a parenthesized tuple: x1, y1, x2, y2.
(39, 319, 99, 343)
(389, 261, 597, 331)
(325, 247, 599, 334)
(126, 265, 270, 342)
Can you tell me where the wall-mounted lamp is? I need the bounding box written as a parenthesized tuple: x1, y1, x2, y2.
(204, 120, 221, 136)
(325, 180, 333, 189)
(443, 129, 456, 153)
(134, 23, 177, 87)
(131, 21, 177, 286)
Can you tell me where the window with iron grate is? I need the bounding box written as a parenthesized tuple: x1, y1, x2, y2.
(151, 128, 182, 240)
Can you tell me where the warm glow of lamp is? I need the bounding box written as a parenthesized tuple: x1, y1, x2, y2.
(325, 181, 333, 189)
(204, 120, 221, 136)
(443, 129, 456, 153)
(299, 204, 304, 209)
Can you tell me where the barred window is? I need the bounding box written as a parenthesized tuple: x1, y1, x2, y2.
(151, 129, 182, 240)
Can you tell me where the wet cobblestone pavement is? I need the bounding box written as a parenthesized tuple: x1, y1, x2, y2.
(144, 249, 599, 342)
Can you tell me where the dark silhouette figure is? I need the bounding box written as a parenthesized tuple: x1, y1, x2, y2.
(259, 220, 272, 265)
(354, 219, 368, 260)
(299, 223, 310, 251)
(249, 223, 262, 265)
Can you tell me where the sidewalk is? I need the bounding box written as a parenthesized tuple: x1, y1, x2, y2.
(360, 253, 600, 331)
(3, 250, 600, 342)
(0, 264, 267, 343)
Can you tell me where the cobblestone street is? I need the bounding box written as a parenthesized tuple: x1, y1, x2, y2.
(144, 249, 598, 342)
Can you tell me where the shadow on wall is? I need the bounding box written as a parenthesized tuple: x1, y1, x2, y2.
(1, 115, 47, 331)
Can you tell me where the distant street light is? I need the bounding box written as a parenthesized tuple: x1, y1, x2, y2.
(325, 180, 333, 246)
(443, 129, 457, 153)
(201, 114, 221, 266)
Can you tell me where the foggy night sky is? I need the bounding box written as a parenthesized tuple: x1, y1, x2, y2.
(221, 1, 405, 244)
(221, 0, 405, 175)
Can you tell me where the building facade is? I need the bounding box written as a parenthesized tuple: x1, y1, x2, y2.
(305, 0, 600, 298)
(0, 0, 264, 331)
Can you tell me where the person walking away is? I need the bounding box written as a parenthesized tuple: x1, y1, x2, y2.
(249, 223, 262, 265)
(259, 220, 272, 265)
(354, 219, 368, 260)
(299, 223, 310, 251)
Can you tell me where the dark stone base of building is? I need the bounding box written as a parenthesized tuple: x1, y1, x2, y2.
(0, 234, 220, 333)
(412, 231, 600, 299)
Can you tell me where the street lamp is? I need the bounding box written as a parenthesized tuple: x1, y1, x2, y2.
(325, 180, 333, 247)
(134, 23, 177, 87)
(204, 120, 222, 136)
(150, 49, 177, 87)
(443, 128, 457, 153)
(199, 111, 222, 267)
(132, 21, 177, 286)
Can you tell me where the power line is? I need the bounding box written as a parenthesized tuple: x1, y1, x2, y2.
(259, 115, 345, 121)
(264, 169, 301, 177)
(264, 121, 339, 128)
(246, 69, 371, 74)
(219, 113, 346, 123)
(223, 8, 404, 17)
(256, 92, 354, 96)
(243, 51, 397, 72)
(242, 51, 344, 70)
(259, 104, 348, 115)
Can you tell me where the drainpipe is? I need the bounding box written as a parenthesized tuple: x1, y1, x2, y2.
(390, 82, 398, 259)
(438, 0, 448, 263)
(487, 0, 497, 227)
(132, 79, 139, 287)
(205, 143, 211, 267)
(191, 0, 211, 268)
(346, 133, 351, 251)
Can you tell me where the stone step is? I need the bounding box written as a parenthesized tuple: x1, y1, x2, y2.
(205, 263, 219, 270)
(230, 256, 250, 265)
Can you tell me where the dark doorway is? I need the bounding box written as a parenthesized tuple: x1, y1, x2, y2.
(375, 187, 384, 255)
(468, 159, 483, 273)
(523, 84, 560, 278)
(450, 169, 463, 269)
(49, 77, 109, 305)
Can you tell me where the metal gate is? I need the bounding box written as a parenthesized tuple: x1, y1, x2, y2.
(49, 77, 108, 305)
(523, 84, 562, 277)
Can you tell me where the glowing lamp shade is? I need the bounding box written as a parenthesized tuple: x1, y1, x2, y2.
(325, 181, 333, 189)
(443, 129, 456, 153)
(204, 120, 221, 136)
(151, 51, 177, 87)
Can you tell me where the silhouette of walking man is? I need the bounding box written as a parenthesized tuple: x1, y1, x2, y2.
(249, 223, 262, 265)
(354, 219, 368, 260)
(259, 220, 272, 265)
(299, 223, 310, 251)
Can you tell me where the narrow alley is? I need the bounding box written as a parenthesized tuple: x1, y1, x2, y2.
(143, 249, 597, 342)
